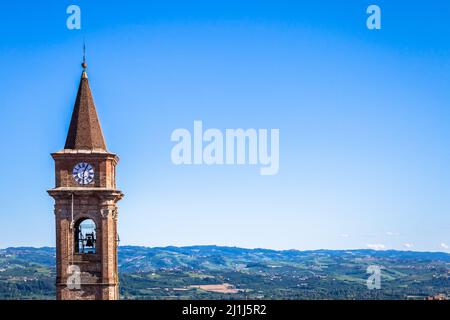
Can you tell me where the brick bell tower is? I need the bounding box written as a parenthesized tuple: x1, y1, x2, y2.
(48, 55, 123, 300)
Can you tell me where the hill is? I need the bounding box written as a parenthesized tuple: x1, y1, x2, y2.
(0, 246, 449, 299)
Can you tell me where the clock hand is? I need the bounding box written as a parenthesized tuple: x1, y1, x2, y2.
(83, 166, 90, 184)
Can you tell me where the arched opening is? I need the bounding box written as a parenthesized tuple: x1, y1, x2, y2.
(74, 218, 96, 254)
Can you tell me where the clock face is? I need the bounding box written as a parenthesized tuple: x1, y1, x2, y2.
(72, 162, 95, 185)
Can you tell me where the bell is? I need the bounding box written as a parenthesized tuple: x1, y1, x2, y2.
(85, 233, 95, 247)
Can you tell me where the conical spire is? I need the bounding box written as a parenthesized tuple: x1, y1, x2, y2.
(64, 57, 107, 150)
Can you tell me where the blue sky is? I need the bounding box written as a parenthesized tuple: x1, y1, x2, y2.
(0, 1, 449, 251)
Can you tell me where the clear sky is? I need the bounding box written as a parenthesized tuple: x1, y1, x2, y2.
(0, 1, 449, 251)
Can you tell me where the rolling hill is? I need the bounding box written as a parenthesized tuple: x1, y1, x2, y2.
(0, 246, 448, 300)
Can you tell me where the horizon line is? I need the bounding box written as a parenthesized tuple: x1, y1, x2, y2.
(1, 244, 449, 255)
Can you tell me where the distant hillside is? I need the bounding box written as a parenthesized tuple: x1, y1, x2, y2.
(0, 246, 449, 300)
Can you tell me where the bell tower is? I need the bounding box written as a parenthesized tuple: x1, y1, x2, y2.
(48, 57, 123, 300)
